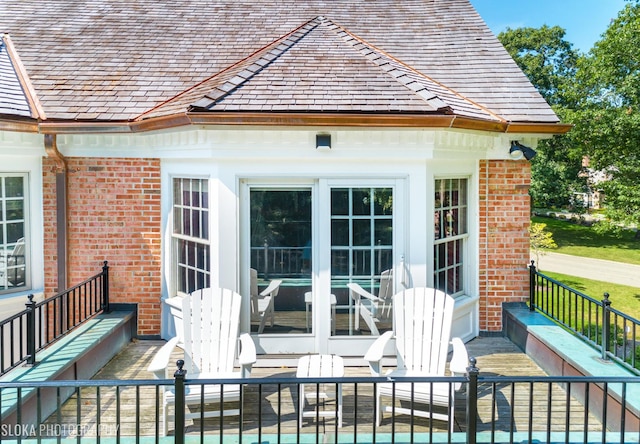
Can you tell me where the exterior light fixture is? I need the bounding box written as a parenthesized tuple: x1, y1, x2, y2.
(509, 141, 537, 161)
(316, 133, 331, 150)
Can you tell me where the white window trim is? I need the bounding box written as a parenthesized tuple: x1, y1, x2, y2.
(170, 176, 211, 298)
(433, 176, 470, 297)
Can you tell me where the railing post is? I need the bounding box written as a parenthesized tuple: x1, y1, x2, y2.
(602, 292, 611, 361)
(529, 260, 536, 312)
(102, 261, 110, 313)
(465, 357, 479, 444)
(174, 359, 187, 444)
(25, 294, 37, 366)
(263, 240, 269, 279)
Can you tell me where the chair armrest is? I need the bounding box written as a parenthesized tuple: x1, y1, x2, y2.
(347, 283, 383, 303)
(449, 337, 469, 376)
(147, 337, 179, 379)
(364, 330, 394, 376)
(260, 279, 282, 297)
(238, 333, 257, 378)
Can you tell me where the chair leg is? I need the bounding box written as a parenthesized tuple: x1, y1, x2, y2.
(299, 384, 305, 427)
(449, 387, 456, 433)
(162, 401, 168, 436)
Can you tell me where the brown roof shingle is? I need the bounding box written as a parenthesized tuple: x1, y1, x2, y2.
(0, 0, 560, 126)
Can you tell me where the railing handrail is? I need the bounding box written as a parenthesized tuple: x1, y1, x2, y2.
(2, 373, 638, 390)
(531, 264, 601, 306)
(0, 261, 109, 376)
(33, 265, 108, 312)
(608, 304, 640, 325)
(529, 260, 640, 374)
(2, 364, 639, 443)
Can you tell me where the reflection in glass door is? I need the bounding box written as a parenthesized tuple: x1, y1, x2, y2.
(330, 187, 393, 336)
(249, 188, 312, 334)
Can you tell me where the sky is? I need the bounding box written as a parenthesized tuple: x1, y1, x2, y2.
(469, 0, 628, 53)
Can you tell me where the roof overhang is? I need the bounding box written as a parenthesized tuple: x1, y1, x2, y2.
(0, 112, 573, 135)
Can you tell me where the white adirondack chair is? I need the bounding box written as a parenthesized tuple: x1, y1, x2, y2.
(347, 269, 393, 335)
(252, 279, 282, 334)
(147, 288, 256, 435)
(364, 287, 469, 430)
(250, 268, 282, 334)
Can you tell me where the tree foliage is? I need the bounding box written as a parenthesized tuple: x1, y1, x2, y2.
(498, 2, 640, 233)
(498, 25, 578, 106)
(498, 26, 585, 209)
(572, 1, 640, 231)
(529, 222, 558, 265)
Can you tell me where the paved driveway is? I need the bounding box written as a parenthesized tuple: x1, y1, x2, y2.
(534, 252, 640, 289)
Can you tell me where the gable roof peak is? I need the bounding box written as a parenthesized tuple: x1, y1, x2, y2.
(164, 15, 481, 118)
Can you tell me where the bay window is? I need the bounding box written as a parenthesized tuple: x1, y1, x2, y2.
(172, 178, 210, 295)
(434, 178, 467, 296)
(0, 174, 27, 292)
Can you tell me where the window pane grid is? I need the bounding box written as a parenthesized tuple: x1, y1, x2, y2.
(434, 178, 467, 296)
(173, 178, 209, 240)
(331, 188, 392, 281)
(172, 178, 210, 295)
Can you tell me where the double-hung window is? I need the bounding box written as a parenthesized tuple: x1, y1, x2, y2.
(172, 178, 210, 295)
(0, 174, 27, 292)
(434, 178, 467, 296)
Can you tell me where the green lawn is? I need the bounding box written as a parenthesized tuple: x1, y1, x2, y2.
(532, 216, 640, 265)
(541, 271, 640, 320)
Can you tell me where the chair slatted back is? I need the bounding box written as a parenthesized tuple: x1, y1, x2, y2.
(181, 288, 241, 375)
(393, 287, 454, 375)
(250, 268, 259, 321)
(377, 269, 394, 321)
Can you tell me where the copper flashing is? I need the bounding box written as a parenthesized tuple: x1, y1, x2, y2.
(2, 34, 45, 120)
(0, 112, 573, 135)
(44, 133, 66, 171)
(505, 122, 573, 134)
(0, 116, 39, 132)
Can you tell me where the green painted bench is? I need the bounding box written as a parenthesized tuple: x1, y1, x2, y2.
(0, 309, 135, 426)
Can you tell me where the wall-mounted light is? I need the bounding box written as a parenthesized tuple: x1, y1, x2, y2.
(316, 133, 331, 150)
(509, 141, 537, 161)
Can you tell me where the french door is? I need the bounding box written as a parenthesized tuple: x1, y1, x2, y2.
(242, 180, 401, 355)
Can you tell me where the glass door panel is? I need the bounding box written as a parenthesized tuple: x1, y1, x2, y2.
(330, 187, 393, 336)
(249, 188, 312, 334)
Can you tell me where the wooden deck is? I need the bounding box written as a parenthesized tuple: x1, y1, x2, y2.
(40, 336, 605, 439)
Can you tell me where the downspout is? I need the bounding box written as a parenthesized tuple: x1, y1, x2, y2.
(44, 134, 68, 291)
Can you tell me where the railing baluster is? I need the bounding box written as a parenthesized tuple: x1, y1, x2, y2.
(0, 374, 639, 441)
(0, 263, 111, 377)
(602, 293, 611, 361)
(530, 264, 639, 373)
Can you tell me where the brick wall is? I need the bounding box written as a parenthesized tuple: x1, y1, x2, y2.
(43, 157, 162, 336)
(478, 159, 532, 331)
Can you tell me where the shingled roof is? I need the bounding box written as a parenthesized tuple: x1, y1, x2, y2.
(0, 35, 33, 118)
(0, 0, 568, 133)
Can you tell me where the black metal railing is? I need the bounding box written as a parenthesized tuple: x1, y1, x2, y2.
(529, 260, 640, 374)
(0, 262, 110, 376)
(1, 359, 639, 443)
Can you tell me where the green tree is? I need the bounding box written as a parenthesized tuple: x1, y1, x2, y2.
(498, 26, 586, 209)
(529, 222, 558, 265)
(572, 1, 640, 234)
(498, 25, 579, 106)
